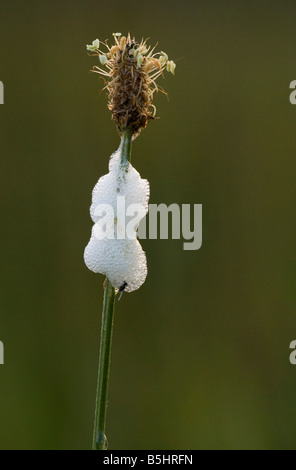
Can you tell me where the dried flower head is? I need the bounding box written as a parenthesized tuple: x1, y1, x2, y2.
(86, 33, 176, 139)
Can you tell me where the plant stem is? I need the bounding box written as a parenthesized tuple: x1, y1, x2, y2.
(120, 130, 132, 164)
(92, 278, 116, 450)
(92, 133, 132, 450)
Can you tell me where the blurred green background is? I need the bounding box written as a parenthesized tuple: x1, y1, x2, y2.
(1, 0, 296, 450)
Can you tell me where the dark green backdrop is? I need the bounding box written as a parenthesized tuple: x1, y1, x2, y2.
(1, 0, 296, 449)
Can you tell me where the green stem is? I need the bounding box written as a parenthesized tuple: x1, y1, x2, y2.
(92, 133, 132, 450)
(120, 130, 132, 164)
(92, 279, 116, 450)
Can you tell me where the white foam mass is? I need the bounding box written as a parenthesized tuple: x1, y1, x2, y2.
(84, 147, 150, 292)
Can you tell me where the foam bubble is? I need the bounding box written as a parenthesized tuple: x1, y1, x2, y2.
(84, 147, 150, 292)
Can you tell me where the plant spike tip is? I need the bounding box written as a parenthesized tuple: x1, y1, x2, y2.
(87, 33, 176, 139)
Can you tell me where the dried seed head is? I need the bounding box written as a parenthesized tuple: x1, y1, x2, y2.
(87, 33, 176, 139)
